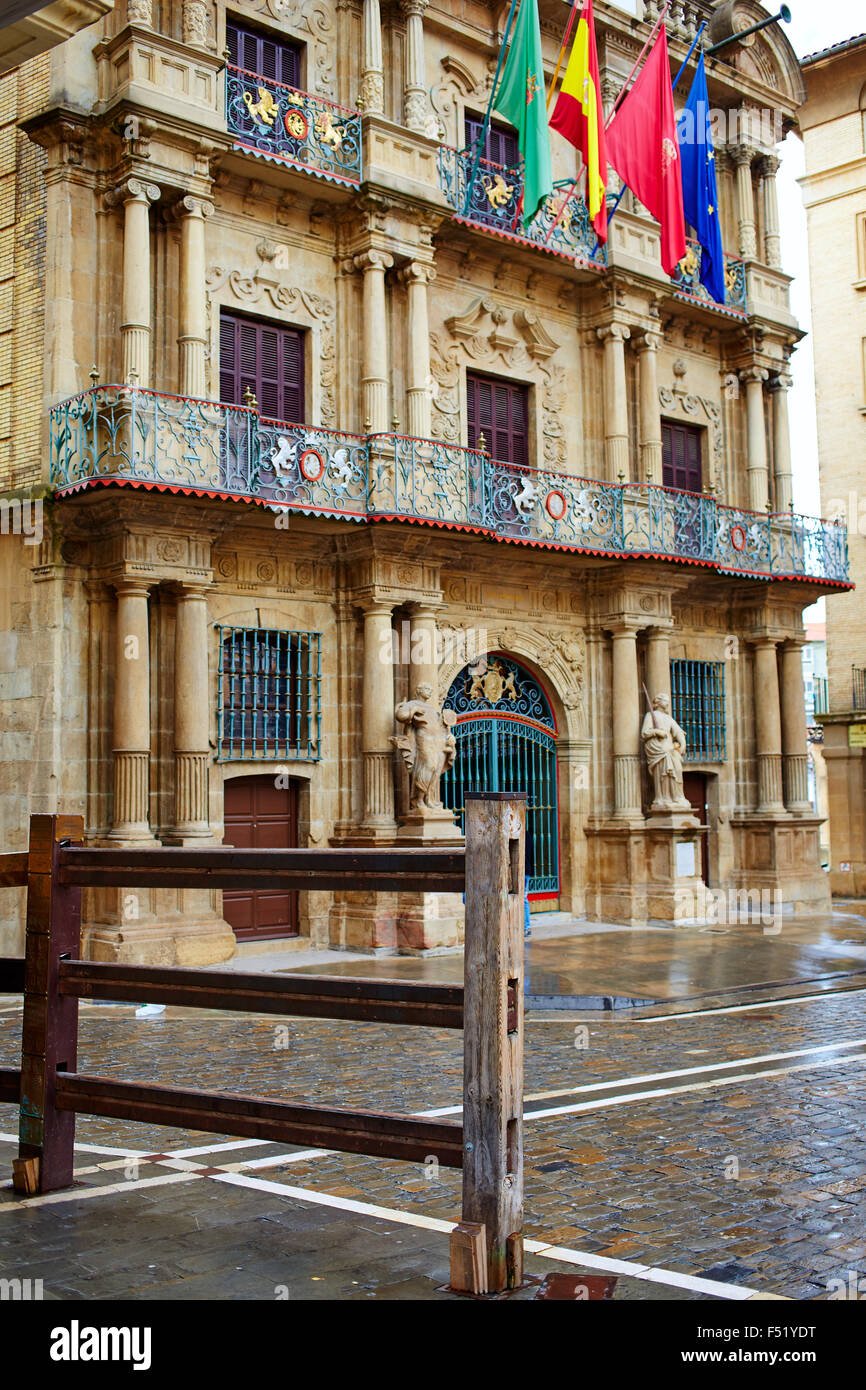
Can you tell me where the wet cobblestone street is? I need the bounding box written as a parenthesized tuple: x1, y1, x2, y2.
(2, 914, 866, 1301)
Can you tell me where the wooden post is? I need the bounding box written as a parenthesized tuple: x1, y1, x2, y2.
(452, 792, 525, 1293)
(14, 813, 84, 1195)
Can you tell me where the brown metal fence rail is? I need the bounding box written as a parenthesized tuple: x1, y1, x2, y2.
(0, 794, 526, 1295)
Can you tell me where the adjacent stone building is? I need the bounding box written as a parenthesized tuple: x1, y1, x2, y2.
(0, 0, 848, 962)
(801, 35, 866, 899)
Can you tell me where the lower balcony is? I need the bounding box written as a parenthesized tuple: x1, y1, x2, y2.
(49, 386, 850, 587)
(437, 145, 605, 270)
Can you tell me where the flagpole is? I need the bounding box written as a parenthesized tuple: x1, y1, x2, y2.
(462, 0, 522, 216)
(671, 20, 707, 91)
(551, 2, 670, 255)
(597, 20, 707, 252)
(606, 2, 670, 128)
(546, 0, 582, 112)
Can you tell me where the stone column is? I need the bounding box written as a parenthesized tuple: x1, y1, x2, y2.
(116, 178, 159, 387)
(127, 0, 153, 22)
(733, 146, 757, 260)
(360, 0, 385, 114)
(110, 581, 154, 841)
(355, 251, 393, 433)
(645, 627, 671, 705)
(760, 153, 782, 269)
(780, 640, 811, 813)
(741, 367, 769, 512)
(752, 638, 784, 813)
(401, 262, 434, 438)
(400, 0, 429, 132)
(182, 0, 209, 46)
(611, 623, 642, 818)
(598, 324, 631, 482)
(176, 196, 212, 400)
(636, 332, 662, 484)
(361, 599, 396, 831)
(409, 602, 440, 699)
(769, 372, 793, 513)
(172, 585, 212, 840)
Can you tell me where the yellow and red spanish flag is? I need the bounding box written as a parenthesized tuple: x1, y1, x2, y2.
(549, 0, 608, 242)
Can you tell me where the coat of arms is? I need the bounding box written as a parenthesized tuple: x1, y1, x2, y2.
(466, 659, 518, 705)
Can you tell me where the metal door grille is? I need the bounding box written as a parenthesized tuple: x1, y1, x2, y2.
(441, 657, 559, 895)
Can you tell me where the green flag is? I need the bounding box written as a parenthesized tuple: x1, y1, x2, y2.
(493, 0, 553, 228)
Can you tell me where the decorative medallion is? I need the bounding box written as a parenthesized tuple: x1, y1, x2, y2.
(396, 565, 416, 586)
(257, 561, 276, 582)
(156, 538, 182, 562)
(730, 525, 746, 552)
(217, 554, 236, 579)
(545, 489, 567, 521)
(295, 562, 314, 586)
(284, 107, 309, 141)
(299, 448, 325, 482)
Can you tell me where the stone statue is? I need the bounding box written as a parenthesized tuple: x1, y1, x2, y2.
(641, 692, 693, 813)
(392, 683, 457, 813)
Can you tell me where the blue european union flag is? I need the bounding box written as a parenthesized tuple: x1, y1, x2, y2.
(677, 52, 725, 305)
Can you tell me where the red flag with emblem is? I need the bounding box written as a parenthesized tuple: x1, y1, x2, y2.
(604, 24, 686, 275)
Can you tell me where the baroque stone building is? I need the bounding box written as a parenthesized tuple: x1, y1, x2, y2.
(0, 0, 849, 961)
(801, 35, 866, 898)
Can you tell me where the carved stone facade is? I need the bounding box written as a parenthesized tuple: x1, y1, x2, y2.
(0, 0, 835, 960)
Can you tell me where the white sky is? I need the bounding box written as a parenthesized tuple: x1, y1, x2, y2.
(618, 2, 865, 622)
(777, 3, 863, 618)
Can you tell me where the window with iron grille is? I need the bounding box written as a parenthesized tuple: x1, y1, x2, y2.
(466, 371, 529, 466)
(219, 310, 305, 423)
(226, 18, 302, 86)
(670, 660, 726, 762)
(218, 628, 321, 761)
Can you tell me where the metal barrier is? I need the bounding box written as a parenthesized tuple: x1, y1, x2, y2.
(0, 797, 526, 1295)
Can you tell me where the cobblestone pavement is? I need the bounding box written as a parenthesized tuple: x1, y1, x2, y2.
(1, 917, 865, 1301)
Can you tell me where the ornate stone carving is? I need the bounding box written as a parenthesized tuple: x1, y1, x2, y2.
(206, 268, 336, 425)
(392, 684, 457, 814)
(182, 0, 209, 47)
(251, 0, 336, 95)
(642, 694, 693, 813)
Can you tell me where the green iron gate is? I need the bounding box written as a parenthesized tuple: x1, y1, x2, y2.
(442, 655, 559, 897)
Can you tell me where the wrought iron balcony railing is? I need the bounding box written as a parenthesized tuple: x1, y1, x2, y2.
(671, 238, 747, 316)
(49, 387, 850, 587)
(225, 64, 362, 187)
(437, 145, 605, 269)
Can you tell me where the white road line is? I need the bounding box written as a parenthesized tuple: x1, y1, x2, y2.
(634, 988, 866, 1022)
(418, 1037, 866, 1116)
(0, 1169, 202, 1211)
(0, 1130, 146, 1156)
(168, 1138, 271, 1159)
(210, 1168, 758, 1300)
(524, 1051, 866, 1121)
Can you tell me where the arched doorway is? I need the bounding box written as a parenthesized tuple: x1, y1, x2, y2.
(441, 654, 559, 898)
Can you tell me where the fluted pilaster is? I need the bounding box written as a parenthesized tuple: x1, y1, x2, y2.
(176, 195, 213, 400)
(598, 324, 631, 482)
(400, 262, 435, 438)
(733, 146, 757, 260)
(741, 367, 769, 512)
(361, 599, 396, 830)
(360, 0, 384, 114)
(355, 251, 393, 433)
(636, 331, 662, 484)
(110, 581, 154, 840)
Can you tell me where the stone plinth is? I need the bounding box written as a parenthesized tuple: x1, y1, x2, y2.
(586, 821, 706, 925)
(729, 814, 831, 915)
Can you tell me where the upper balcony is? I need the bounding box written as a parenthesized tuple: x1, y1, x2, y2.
(437, 146, 606, 271)
(49, 387, 850, 589)
(224, 63, 362, 189)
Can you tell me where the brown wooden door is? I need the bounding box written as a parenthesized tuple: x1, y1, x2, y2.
(682, 771, 709, 885)
(222, 775, 299, 940)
